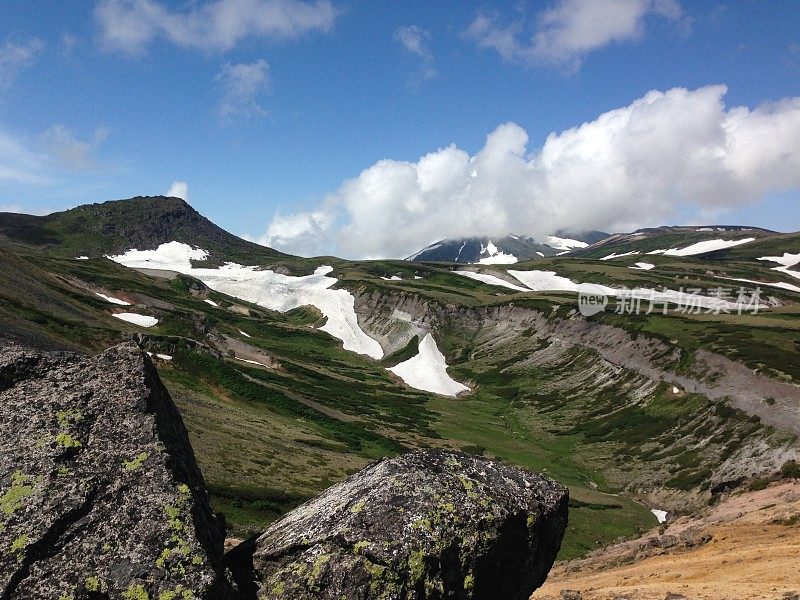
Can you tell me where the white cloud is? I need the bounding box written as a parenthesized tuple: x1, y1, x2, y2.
(394, 25, 436, 82)
(258, 208, 336, 256)
(0, 123, 108, 189)
(466, 0, 685, 70)
(215, 59, 269, 118)
(166, 180, 188, 199)
(0, 204, 23, 213)
(0, 38, 43, 90)
(95, 0, 336, 55)
(258, 85, 800, 259)
(40, 125, 108, 171)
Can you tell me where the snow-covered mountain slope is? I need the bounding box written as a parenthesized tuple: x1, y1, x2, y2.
(408, 231, 609, 263)
(109, 242, 384, 359)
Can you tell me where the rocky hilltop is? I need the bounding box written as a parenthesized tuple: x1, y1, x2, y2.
(0, 343, 568, 599)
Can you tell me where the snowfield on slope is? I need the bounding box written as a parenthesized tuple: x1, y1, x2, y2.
(477, 241, 517, 264)
(109, 242, 384, 359)
(506, 269, 757, 310)
(647, 238, 755, 256)
(388, 333, 469, 397)
(112, 313, 158, 327)
(758, 253, 800, 281)
(629, 262, 655, 270)
(601, 251, 640, 261)
(453, 270, 529, 292)
(546, 236, 588, 250)
(95, 292, 130, 306)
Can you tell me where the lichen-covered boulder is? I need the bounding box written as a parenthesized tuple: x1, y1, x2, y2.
(252, 449, 568, 600)
(0, 343, 234, 599)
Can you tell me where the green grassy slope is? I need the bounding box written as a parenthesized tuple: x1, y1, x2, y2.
(2, 209, 798, 561)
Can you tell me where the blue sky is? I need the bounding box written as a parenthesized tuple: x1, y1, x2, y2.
(1, 0, 799, 258)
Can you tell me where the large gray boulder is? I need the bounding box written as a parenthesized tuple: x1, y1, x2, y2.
(252, 449, 568, 600)
(0, 343, 234, 599)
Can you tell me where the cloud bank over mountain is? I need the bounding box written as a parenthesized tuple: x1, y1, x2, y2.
(259, 85, 800, 259)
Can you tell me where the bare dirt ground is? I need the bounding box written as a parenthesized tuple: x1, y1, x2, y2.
(532, 480, 800, 600)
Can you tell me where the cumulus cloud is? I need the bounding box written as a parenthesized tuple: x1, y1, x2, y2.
(257, 85, 800, 259)
(394, 25, 436, 82)
(259, 208, 337, 256)
(166, 180, 188, 199)
(95, 0, 337, 55)
(467, 0, 685, 70)
(215, 59, 269, 118)
(0, 38, 43, 90)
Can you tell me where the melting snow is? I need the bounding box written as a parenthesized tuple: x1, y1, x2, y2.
(204, 299, 219, 307)
(720, 276, 800, 294)
(380, 275, 402, 281)
(651, 509, 668, 523)
(507, 270, 754, 310)
(629, 262, 655, 271)
(758, 252, 800, 269)
(109, 242, 383, 360)
(236, 357, 271, 368)
(113, 313, 158, 327)
(648, 238, 755, 257)
(546, 236, 588, 251)
(601, 251, 640, 261)
(478, 241, 517, 265)
(757, 253, 800, 281)
(95, 292, 130, 306)
(454, 271, 529, 292)
(388, 333, 469, 397)
(109, 241, 209, 270)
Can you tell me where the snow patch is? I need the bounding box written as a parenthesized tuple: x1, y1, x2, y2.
(112, 313, 158, 327)
(109, 242, 383, 360)
(719, 276, 800, 294)
(629, 262, 655, 271)
(380, 275, 402, 281)
(454, 271, 529, 292)
(536, 251, 545, 257)
(236, 357, 271, 368)
(109, 241, 209, 270)
(507, 269, 755, 310)
(649, 238, 755, 257)
(388, 333, 469, 397)
(477, 240, 517, 264)
(238, 329, 252, 338)
(651, 509, 668, 523)
(204, 299, 219, 307)
(757, 253, 800, 281)
(546, 236, 588, 251)
(600, 251, 640, 261)
(95, 292, 130, 306)
(155, 354, 172, 361)
(76, 256, 89, 260)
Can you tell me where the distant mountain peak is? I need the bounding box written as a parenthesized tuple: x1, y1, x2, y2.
(407, 231, 609, 264)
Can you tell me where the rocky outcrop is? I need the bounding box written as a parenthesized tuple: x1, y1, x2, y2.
(0, 343, 234, 599)
(252, 449, 569, 599)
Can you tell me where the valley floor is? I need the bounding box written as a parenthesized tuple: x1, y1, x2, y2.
(531, 480, 800, 600)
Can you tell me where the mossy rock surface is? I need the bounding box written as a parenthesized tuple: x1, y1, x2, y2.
(0, 343, 235, 599)
(251, 449, 568, 600)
